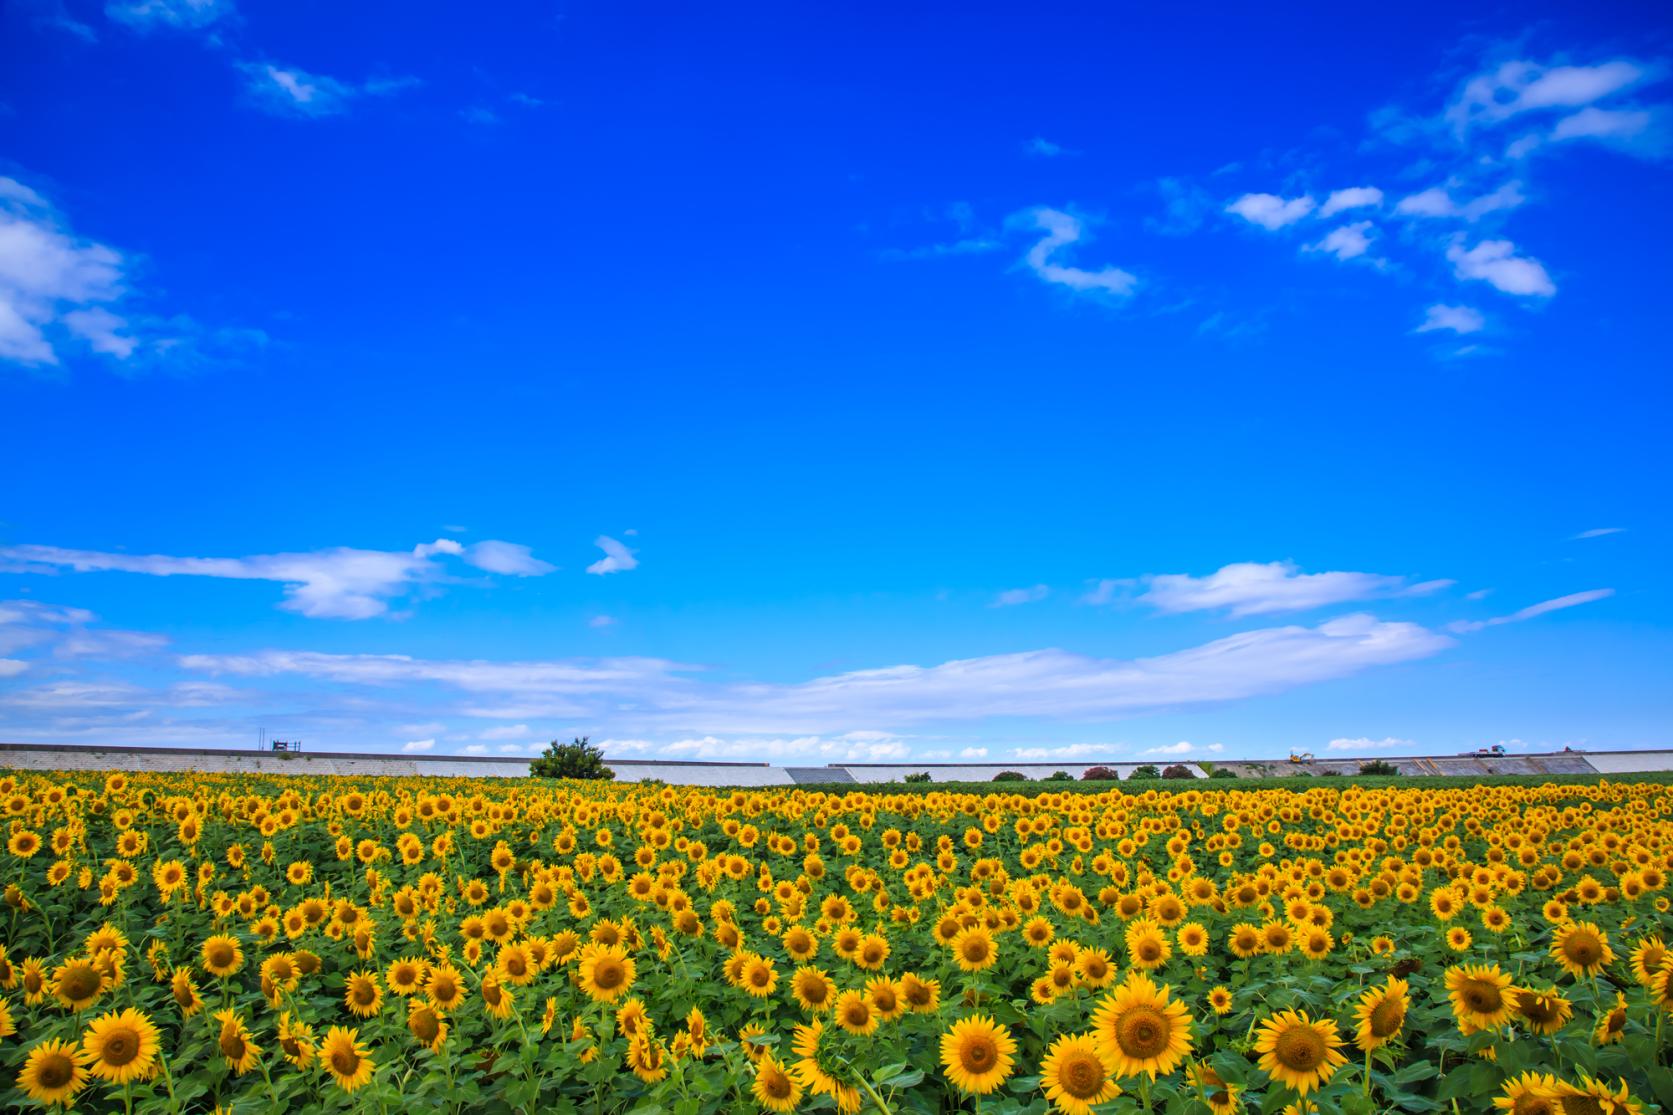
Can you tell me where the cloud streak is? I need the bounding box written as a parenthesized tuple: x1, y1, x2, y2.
(1448, 589, 1614, 633)
(1134, 561, 1451, 617)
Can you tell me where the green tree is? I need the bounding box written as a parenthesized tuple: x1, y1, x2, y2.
(529, 736, 616, 781)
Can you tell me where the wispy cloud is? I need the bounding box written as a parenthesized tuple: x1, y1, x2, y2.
(1307, 221, 1376, 262)
(1326, 736, 1413, 751)
(1448, 589, 1614, 633)
(1135, 561, 1451, 617)
(401, 738, 435, 753)
(1416, 304, 1485, 335)
(1395, 181, 1525, 222)
(1317, 186, 1383, 218)
(1143, 740, 1222, 756)
(1011, 208, 1137, 297)
(106, 0, 234, 32)
(586, 535, 638, 575)
(1571, 527, 1625, 540)
(1024, 137, 1068, 157)
(237, 62, 418, 118)
(0, 536, 555, 619)
(991, 585, 1049, 607)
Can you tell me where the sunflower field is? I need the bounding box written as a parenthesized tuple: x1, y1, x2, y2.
(0, 770, 1670, 1115)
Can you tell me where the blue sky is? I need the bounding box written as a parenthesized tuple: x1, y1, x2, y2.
(1, 1, 1669, 764)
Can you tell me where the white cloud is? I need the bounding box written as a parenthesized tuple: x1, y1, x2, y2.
(588, 615, 618, 629)
(106, 0, 233, 31)
(1446, 239, 1555, 297)
(959, 746, 989, 759)
(1143, 741, 1223, 756)
(1448, 588, 1614, 633)
(1225, 193, 1316, 230)
(1024, 137, 1065, 157)
(1012, 208, 1137, 297)
(0, 659, 27, 678)
(178, 614, 1452, 735)
(1318, 187, 1383, 218)
(1572, 528, 1625, 540)
(463, 743, 487, 755)
(1550, 106, 1655, 144)
(1012, 743, 1115, 761)
(1448, 59, 1652, 135)
(464, 540, 555, 576)
(1079, 579, 1129, 606)
(1138, 560, 1451, 617)
(992, 584, 1049, 607)
(0, 177, 128, 365)
(401, 738, 435, 753)
(1308, 222, 1375, 262)
(1395, 182, 1524, 222)
(0, 536, 549, 619)
(1326, 736, 1413, 751)
(238, 62, 418, 118)
(660, 734, 911, 763)
(586, 535, 639, 575)
(1416, 304, 1485, 335)
(479, 723, 531, 740)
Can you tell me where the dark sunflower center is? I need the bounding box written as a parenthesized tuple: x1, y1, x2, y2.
(1460, 980, 1503, 1013)
(1117, 1006, 1169, 1058)
(332, 1048, 360, 1076)
(1370, 999, 1405, 1036)
(962, 1037, 995, 1071)
(1060, 1053, 1104, 1097)
(1564, 936, 1601, 965)
(40, 1054, 74, 1088)
(1275, 1027, 1324, 1071)
(62, 967, 100, 999)
(207, 944, 233, 968)
(764, 1068, 793, 1099)
(102, 1029, 138, 1065)
(411, 1012, 439, 1042)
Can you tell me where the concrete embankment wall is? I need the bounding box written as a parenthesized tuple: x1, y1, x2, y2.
(0, 743, 1668, 786)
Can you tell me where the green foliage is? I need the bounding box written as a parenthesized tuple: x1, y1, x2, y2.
(991, 770, 1027, 781)
(1209, 767, 1238, 778)
(1359, 760, 1400, 776)
(1046, 770, 1074, 781)
(1161, 764, 1195, 779)
(529, 736, 616, 781)
(1130, 764, 1161, 780)
(903, 771, 933, 783)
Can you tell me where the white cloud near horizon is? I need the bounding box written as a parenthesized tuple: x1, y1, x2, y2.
(0, 536, 556, 619)
(401, 738, 435, 753)
(1135, 561, 1452, 617)
(178, 612, 1453, 735)
(1448, 589, 1614, 633)
(1143, 740, 1223, 756)
(1012, 208, 1137, 297)
(1326, 736, 1414, 751)
(586, 535, 639, 575)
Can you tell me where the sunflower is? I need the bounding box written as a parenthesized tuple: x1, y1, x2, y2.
(386, 956, 427, 996)
(939, 1014, 1016, 1096)
(1228, 923, 1263, 958)
(480, 973, 515, 1019)
(1651, 967, 1673, 1016)
(1040, 1032, 1121, 1115)
(1445, 963, 1516, 1034)
(1511, 986, 1572, 1036)
(343, 970, 383, 1018)
(1551, 921, 1614, 979)
(321, 1025, 376, 1093)
(900, 971, 940, 1013)
(792, 966, 835, 1013)
(51, 957, 105, 1011)
(425, 963, 467, 1012)
(1188, 1062, 1241, 1115)
(201, 935, 244, 978)
(16, 1038, 88, 1108)
(1352, 977, 1408, 1052)
(214, 1009, 262, 1075)
(834, 989, 878, 1036)
(1208, 986, 1234, 1015)
(406, 998, 448, 1053)
(741, 954, 778, 998)
(170, 967, 203, 1016)
(1595, 991, 1628, 1045)
(866, 976, 905, 1021)
(1090, 971, 1195, 1079)
(81, 1007, 160, 1084)
(951, 927, 998, 972)
(1629, 937, 1668, 988)
(576, 945, 635, 1003)
(752, 1051, 803, 1113)
(277, 1011, 316, 1068)
(1125, 920, 1171, 970)
(1493, 1072, 1561, 1115)
(1253, 1010, 1348, 1096)
(1556, 1075, 1644, 1115)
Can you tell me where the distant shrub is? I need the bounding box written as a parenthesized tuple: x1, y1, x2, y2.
(530, 737, 615, 781)
(991, 771, 1027, 782)
(1046, 771, 1074, 782)
(1162, 764, 1195, 780)
(1209, 767, 1238, 779)
(1081, 766, 1117, 781)
(1130, 764, 1161, 780)
(903, 771, 933, 783)
(1358, 760, 1399, 776)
